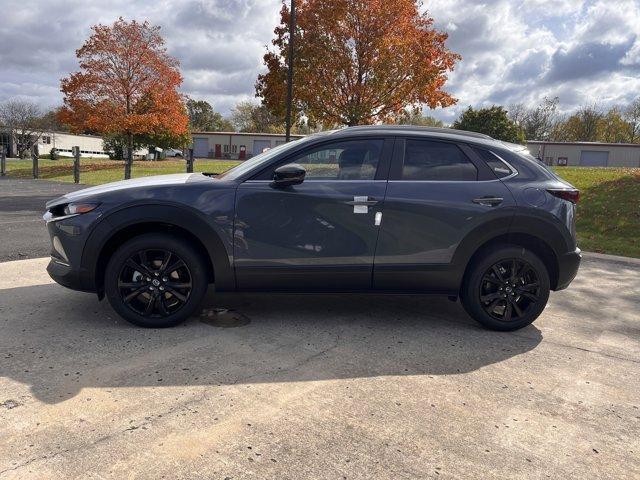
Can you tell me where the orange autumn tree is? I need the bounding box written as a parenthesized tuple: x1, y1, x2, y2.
(256, 0, 460, 126)
(59, 18, 189, 178)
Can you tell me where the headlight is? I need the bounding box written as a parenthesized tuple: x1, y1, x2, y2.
(63, 202, 100, 215)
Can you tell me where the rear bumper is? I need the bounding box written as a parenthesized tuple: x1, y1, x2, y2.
(555, 247, 581, 290)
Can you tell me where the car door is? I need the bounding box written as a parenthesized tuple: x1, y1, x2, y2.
(234, 137, 393, 291)
(373, 137, 516, 292)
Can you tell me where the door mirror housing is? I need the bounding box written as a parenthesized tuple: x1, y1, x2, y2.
(272, 163, 306, 187)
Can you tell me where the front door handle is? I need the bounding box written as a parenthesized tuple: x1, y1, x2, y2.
(345, 196, 378, 206)
(472, 196, 503, 207)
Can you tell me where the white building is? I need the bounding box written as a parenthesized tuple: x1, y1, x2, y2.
(40, 131, 108, 158)
(190, 132, 304, 160)
(0, 129, 108, 158)
(527, 141, 640, 167)
(1, 129, 149, 159)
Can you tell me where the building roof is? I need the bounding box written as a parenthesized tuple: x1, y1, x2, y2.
(528, 140, 640, 148)
(0, 126, 103, 139)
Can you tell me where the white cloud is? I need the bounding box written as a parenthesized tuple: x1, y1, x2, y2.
(0, 0, 638, 121)
(425, 0, 640, 122)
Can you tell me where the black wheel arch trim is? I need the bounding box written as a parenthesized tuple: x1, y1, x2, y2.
(79, 202, 234, 293)
(451, 209, 574, 289)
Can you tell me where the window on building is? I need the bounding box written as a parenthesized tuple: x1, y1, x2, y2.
(223, 144, 229, 153)
(232, 145, 238, 153)
(41, 136, 51, 145)
(402, 140, 477, 181)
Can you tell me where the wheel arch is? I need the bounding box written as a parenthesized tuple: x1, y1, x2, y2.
(460, 233, 559, 291)
(453, 214, 570, 292)
(81, 204, 234, 296)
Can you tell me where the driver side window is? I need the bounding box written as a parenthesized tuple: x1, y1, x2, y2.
(265, 139, 383, 181)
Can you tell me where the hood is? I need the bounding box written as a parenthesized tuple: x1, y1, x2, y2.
(45, 173, 212, 209)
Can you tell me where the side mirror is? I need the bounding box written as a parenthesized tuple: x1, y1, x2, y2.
(272, 163, 306, 188)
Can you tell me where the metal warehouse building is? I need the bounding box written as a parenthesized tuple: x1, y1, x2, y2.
(190, 132, 304, 160)
(527, 141, 640, 167)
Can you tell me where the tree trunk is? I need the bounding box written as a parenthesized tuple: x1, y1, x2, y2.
(125, 133, 133, 180)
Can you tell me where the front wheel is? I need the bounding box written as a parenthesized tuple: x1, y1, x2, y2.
(104, 233, 208, 328)
(461, 246, 550, 331)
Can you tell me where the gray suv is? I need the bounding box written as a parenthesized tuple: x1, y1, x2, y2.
(44, 126, 581, 331)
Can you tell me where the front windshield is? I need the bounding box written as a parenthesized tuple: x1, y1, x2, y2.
(216, 138, 307, 180)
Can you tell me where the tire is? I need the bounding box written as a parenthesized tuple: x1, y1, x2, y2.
(461, 245, 550, 331)
(104, 233, 208, 328)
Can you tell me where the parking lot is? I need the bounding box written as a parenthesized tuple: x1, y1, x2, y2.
(0, 178, 639, 479)
(0, 178, 85, 262)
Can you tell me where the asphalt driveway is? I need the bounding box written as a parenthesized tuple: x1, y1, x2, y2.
(0, 177, 85, 262)
(0, 253, 638, 479)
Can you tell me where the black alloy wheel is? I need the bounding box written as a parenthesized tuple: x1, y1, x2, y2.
(118, 249, 192, 317)
(104, 233, 208, 328)
(479, 258, 541, 322)
(460, 245, 550, 331)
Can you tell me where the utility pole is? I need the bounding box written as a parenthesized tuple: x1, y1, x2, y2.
(32, 144, 39, 179)
(285, 0, 296, 142)
(72, 146, 81, 184)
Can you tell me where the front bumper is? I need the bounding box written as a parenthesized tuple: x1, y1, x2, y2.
(44, 212, 98, 293)
(46, 257, 86, 291)
(556, 247, 582, 290)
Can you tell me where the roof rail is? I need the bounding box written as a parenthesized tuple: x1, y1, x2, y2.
(341, 125, 494, 140)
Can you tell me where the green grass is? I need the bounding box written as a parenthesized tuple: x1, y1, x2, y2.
(4, 158, 241, 185)
(553, 167, 640, 258)
(4, 159, 639, 258)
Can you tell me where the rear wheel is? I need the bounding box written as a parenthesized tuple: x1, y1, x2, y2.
(104, 233, 208, 328)
(461, 246, 550, 331)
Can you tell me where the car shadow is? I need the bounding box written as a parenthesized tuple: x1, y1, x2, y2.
(0, 284, 543, 404)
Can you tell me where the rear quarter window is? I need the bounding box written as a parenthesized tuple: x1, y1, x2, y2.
(472, 147, 514, 178)
(495, 147, 561, 181)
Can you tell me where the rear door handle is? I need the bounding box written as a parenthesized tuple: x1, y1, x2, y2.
(472, 196, 503, 207)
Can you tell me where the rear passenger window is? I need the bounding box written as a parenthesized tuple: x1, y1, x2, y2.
(402, 140, 477, 181)
(473, 147, 513, 178)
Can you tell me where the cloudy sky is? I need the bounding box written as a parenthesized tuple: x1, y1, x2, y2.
(1, 0, 639, 123)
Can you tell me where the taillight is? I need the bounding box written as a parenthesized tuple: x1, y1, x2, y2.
(547, 189, 580, 204)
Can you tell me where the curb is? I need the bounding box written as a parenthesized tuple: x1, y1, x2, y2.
(581, 251, 640, 266)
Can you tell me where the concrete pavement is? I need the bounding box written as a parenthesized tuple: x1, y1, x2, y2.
(0, 254, 638, 479)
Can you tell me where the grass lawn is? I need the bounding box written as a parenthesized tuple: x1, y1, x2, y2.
(553, 167, 640, 258)
(3, 158, 638, 258)
(4, 158, 241, 185)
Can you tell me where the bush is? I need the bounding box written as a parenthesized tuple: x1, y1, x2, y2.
(50, 148, 59, 160)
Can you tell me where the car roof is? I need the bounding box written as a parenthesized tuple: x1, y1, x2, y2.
(334, 125, 493, 139)
(315, 125, 529, 154)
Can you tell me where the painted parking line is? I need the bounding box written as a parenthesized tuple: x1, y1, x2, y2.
(0, 257, 53, 289)
(0, 219, 43, 225)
